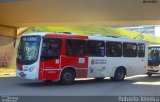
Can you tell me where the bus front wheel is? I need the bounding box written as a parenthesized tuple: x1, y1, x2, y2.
(60, 69, 75, 85)
(110, 68, 126, 81)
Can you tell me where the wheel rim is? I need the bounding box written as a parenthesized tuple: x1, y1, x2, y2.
(117, 70, 124, 79)
(63, 72, 72, 81)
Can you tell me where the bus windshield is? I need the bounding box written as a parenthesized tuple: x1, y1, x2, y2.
(148, 47, 160, 61)
(17, 36, 41, 64)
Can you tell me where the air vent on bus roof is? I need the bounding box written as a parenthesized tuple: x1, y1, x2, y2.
(93, 34, 103, 36)
(119, 37, 128, 39)
(57, 32, 75, 34)
(106, 36, 119, 38)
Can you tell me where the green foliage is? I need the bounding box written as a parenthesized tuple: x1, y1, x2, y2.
(26, 26, 160, 43)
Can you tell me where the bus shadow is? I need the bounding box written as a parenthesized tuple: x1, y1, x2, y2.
(17, 75, 160, 87)
(17, 81, 60, 87)
(17, 78, 126, 87)
(136, 75, 160, 82)
(75, 78, 115, 84)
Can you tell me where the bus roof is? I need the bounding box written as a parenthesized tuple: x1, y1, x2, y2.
(88, 36, 147, 43)
(45, 33, 88, 39)
(21, 32, 147, 43)
(22, 32, 88, 39)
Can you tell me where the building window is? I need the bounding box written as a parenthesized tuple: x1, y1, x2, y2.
(106, 42, 122, 57)
(123, 43, 137, 57)
(87, 40, 105, 57)
(66, 39, 86, 56)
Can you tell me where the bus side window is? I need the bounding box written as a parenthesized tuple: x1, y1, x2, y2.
(123, 43, 137, 57)
(106, 42, 122, 57)
(87, 40, 105, 57)
(138, 43, 145, 57)
(41, 38, 62, 60)
(66, 39, 86, 56)
(66, 40, 73, 56)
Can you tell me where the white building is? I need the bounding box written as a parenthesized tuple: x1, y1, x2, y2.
(114, 25, 160, 37)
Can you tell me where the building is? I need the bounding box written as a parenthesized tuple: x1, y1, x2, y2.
(113, 25, 160, 37)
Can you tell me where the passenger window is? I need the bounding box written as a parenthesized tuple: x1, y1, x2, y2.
(41, 38, 62, 60)
(87, 40, 105, 57)
(138, 43, 145, 57)
(123, 43, 137, 57)
(66, 39, 86, 56)
(106, 42, 122, 57)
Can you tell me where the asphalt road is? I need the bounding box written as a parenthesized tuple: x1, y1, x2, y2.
(0, 75, 160, 96)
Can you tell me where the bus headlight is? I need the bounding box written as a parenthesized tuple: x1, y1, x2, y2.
(29, 66, 35, 72)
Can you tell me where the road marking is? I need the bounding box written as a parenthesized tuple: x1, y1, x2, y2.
(133, 82, 160, 86)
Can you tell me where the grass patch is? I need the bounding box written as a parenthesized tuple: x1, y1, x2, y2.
(0, 66, 16, 73)
(0, 68, 15, 73)
(26, 26, 160, 43)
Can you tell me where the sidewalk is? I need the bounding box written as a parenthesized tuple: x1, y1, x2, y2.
(0, 68, 16, 77)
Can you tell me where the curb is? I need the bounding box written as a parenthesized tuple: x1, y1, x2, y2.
(0, 73, 16, 77)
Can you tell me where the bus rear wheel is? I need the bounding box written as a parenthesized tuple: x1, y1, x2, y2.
(110, 68, 126, 81)
(60, 69, 75, 85)
(44, 80, 52, 83)
(147, 73, 152, 77)
(95, 77, 105, 81)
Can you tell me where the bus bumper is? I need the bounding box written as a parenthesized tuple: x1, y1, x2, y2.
(16, 69, 38, 80)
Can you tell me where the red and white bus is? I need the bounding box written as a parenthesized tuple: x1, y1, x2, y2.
(16, 32, 148, 84)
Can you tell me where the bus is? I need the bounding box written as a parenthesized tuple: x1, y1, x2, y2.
(147, 45, 160, 76)
(16, 32, 148, 84)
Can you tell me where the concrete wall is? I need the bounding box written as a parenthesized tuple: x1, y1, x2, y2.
(0, 36, 16, 67)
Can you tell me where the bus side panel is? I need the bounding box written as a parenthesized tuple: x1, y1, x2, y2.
(60, 55, 88, 78)
(38, 61, 43, 80)
(60, 38, 88, 78)
(88, 57, 107, 78)
(43, 70, 61, 80)
(39, 60, 61, 80)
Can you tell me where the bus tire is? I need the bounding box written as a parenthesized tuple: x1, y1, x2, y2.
(147, 73, 152, 77)
(95, 77, 105, 81)
(110, 68, 126, 81)
(110, 77, 115, 81)
(44, 80, 52, 83)
(60, 69, 75, 85)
